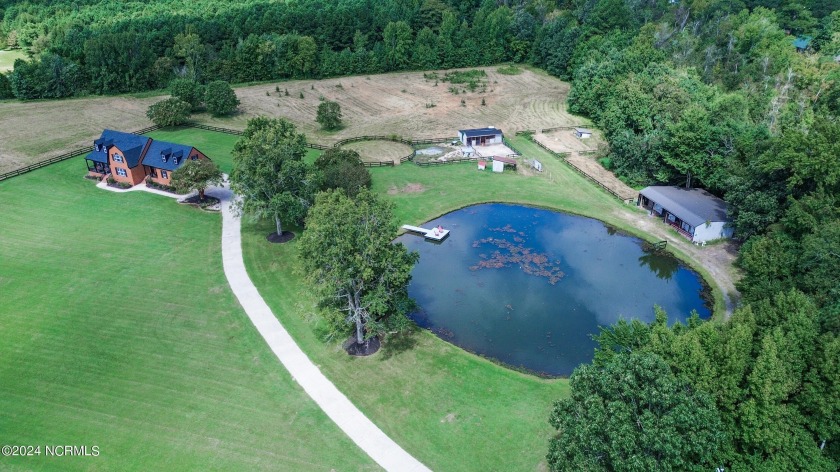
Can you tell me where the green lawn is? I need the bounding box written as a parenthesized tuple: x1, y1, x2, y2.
(145, 127, 322, 174)
(0, 160, 377, 471)
(0, 127, 725, 471)
(0, 49, 26, 72)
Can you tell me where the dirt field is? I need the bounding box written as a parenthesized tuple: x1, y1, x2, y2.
(342, 140, 414, 164)
(533, 129, 601, 153)
(201, 66, 583, 143)
(0, 66, 585, 175)
(531, 131, 637, 202)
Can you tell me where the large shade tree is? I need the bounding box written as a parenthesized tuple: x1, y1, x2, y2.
(298, 189, 418, 349)
(229, 117, 314, 237)
(548, 350, 727, 472)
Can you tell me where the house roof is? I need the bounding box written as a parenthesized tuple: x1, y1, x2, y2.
(145, 140, 197, 171)
(459, 127, 503, 137)
(85, 129, 201, 171)
(793, 36, 812, 49)
(94, 129, 150, 167)
(640, 186, 729, 227)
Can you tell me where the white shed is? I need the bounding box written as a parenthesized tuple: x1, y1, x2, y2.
(574, 128, 593, 139)
(492, 160, 505, 173)
(458, 127, 503, 146)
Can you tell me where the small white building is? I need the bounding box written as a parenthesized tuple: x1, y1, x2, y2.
(639, 186, 733, 243)
(458, 127, 503, 146)
(574, 127, 593, 139)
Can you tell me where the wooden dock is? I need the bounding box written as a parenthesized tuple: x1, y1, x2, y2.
(401, 224, 450, 241)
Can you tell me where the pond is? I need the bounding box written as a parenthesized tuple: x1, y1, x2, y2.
(395, 203, 711, 377)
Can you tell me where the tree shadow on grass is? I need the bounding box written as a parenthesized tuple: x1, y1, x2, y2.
(378, 328, 420, 361)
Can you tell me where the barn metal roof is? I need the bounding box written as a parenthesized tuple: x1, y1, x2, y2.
(640, 186, 729, 227)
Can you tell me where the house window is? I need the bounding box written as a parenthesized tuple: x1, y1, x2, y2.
(148, 169, 157, 178)
(113, 154, 124, 163)
(116, 168, 127, 177)
(161, 170, 168, 179)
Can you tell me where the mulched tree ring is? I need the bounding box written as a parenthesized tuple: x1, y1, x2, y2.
(343, 335, 381, 356)
(266, 231, 296, 243)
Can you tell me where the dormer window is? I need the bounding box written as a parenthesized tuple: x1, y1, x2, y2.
(173, 156, 179, 165)
(113, 154, 124, 163)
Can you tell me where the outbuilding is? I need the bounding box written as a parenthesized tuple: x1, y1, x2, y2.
(574, 127, 593, 139)
(458, 127, 503, 146)
(638, 186, 733, 243)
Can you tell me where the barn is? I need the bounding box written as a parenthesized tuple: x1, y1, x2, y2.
(639, 186, 733, 243)
(458, 127, 503, 146)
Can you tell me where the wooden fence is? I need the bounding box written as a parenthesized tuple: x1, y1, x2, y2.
(525, 134, 570, 159)
(561, 157, 636, 203)
(0, 124, 163, 183)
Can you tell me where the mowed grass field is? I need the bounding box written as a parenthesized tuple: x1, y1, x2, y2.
(0, 49, 27, 72)
(0, 159, 378, 471)
(0, 66, 588, 174)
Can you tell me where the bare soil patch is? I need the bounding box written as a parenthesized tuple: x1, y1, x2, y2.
(564, 153, 638, 201)
(342, 140, 414, 164)
(387, 183, 427, 195)
(534, 129, 601, 153)
(266, 231, 296, 244)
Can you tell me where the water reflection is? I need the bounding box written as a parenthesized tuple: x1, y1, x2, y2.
(397, 203, 710, 377)
(637, 245, 680, 281)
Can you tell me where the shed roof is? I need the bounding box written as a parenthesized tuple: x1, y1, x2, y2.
(459, 127, 503, 137)
(640, 186, 729, 227)
(575, 127, 593, 134)
(492, 156, 516, 164)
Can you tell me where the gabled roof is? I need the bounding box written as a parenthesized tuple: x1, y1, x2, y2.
(86, 130, 150, 168)
(793, 36, 812, 49)
(459, 127, 503, 137)
(85, 129, 202, 172)
(640, 186, 729, 227)
(145, 140, 197, 171)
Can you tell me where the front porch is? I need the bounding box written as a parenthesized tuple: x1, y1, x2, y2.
(639, 195, 694, 240)
(85, 159, 110, 179)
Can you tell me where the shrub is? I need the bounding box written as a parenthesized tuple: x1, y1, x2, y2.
(496, 65, 522, 75)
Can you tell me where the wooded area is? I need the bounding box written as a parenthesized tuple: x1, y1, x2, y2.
(1, 0, 837, 469)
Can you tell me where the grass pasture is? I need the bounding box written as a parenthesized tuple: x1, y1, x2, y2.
(0, 49, 26, 72)
(0, 160, 376, 471)
(0, 66, 586, 175)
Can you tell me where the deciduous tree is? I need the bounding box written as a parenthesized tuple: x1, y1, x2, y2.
(146, 97, 191, 127)
(316, 100, 342, 130)
(298, 189, 418, 348)
(170, 158, 223, 200)
(204, 80, 239, 116)
(229, 117, 313, 237)
(547, 351, 727, 471)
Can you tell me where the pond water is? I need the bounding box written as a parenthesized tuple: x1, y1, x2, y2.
(395, 203, 711, 377)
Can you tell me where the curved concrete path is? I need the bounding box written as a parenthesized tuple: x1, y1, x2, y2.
(213, 186, 430, 472)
